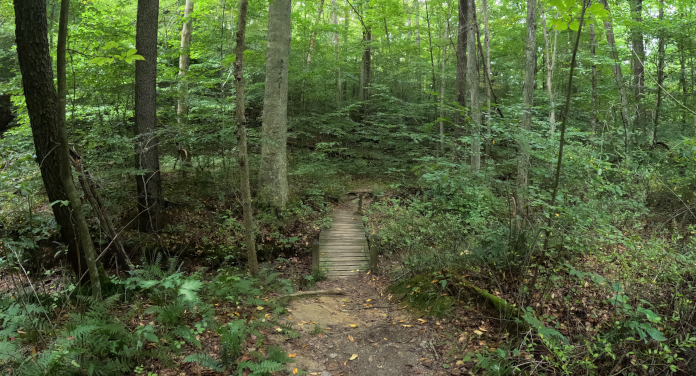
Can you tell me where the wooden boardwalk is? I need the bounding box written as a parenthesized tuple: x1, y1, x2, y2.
(316, 210, 369, 277)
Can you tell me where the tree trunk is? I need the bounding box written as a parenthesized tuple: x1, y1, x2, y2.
(541, 5, 557, 133)
(177, 0, 194, 125)
(135, 0, 163, 232)
(332, 0, 341, 106)
(456, 0, 468, 147)
(415, 0, 420, 49)
(630, 0, 646, 137)
(653, 0, 665, 144)
(599, 0, 631, 151)
(516, 0, 536, 218)
(359, 7, 372, 101)
(306, 0, 325, 66)
(483, 0, 491, 156)
(233, 0, 258, 277)
(259, 0, 291, 209)
(425, 1, 436, 93)
(680, 39, 687, 132)
(406, 0, 412, 40)
(546, 0, 588, 247)
(439, 16, 449, 155)
(15, 0, 101, 298)
(590, 23, 597, 143)
(468, 0, 480, 171)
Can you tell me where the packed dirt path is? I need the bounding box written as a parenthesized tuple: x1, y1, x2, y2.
(272, 274, 470, 376)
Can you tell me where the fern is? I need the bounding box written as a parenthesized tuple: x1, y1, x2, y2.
(236, 360, 284, 376)
(184, 353, 224, 372)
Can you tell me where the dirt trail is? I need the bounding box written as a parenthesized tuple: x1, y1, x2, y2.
(272, 275, 469, 376)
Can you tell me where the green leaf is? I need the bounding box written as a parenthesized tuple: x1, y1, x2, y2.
(143, 332, 159, 343)
(640, 323, 666, 341)
(179, 279, 203, 301)
(568, 20, 580, 31)
(138, 280, 159, 288)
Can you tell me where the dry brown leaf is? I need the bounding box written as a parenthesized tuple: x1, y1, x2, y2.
(348, 335, 354, 342)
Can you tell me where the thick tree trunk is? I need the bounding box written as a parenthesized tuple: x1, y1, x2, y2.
(259, 0, 291, 209)
(541, 5, 557, 133)
(456, 0, 468, 138)
(468, 0, 480, 171)
(135, 0, 163, 232)
(599, 0, 631, 150)
(234, 0, 258, 277)
(483, 0, 491, 155)
(590, 23, 598, 143)
(516, 0, 536, 218)
(177, 0, 194, 125)
(15, 0, 101, 297)
(630, 0, 646, 136)
(653, 0, 665, 143)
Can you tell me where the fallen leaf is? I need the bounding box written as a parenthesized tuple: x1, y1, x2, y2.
(350, 324, 357, 327)
(473, 330, 483, 335)
(348, 335, 354, 342)
(293, 368, 298, 375)
(256, 306, 264, 311)
(402, 325, 412, 327)
(479, 327, 488, 332)
(349, 354, 358, 360)
(288, 354, 297, 358)
(366, 299, 372, 302)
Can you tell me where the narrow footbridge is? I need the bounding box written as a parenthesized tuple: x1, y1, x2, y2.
(312, 209, 376, 277)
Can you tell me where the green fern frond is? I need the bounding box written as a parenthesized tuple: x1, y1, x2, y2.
(184, 353, 224, 372)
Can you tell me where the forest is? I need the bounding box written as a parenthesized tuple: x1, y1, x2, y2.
(1, 0, 696, 374)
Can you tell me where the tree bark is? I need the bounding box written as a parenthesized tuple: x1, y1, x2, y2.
(653, 0, 665, 144)
(439, 15, 449, 155)
(483, 0, 491, 155)
(259, 0, 291, 209)
(630, 0, 646, 136)
(233, 0, 258, 277)
(135, 0, 163, 232)
(516, 0, 536, 217)
(590, 23, 597, 143)
(332, 0, 341, 106)
(357, 1, 372, 102)
(468, 0, 480, 171)
(541, 5, 557, 133)
(599, 0, 631, 151)
(456, 0, 468, 132)
(177, 0, 194, 125)
(415, 0, 420, 49)
(546, 0, 587, 244)
(306, 0, 325, 66)
(15, 0, 101, 297)
(424, 1, 436, 93)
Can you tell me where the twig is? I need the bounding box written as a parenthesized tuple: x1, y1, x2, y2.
(282, 290, 345, 299)
(429, 340, 439, 360)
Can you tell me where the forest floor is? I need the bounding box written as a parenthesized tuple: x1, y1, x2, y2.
(272, 274, 470, 376)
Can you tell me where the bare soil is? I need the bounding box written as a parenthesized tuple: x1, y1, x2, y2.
(271, 274, 472, 376)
